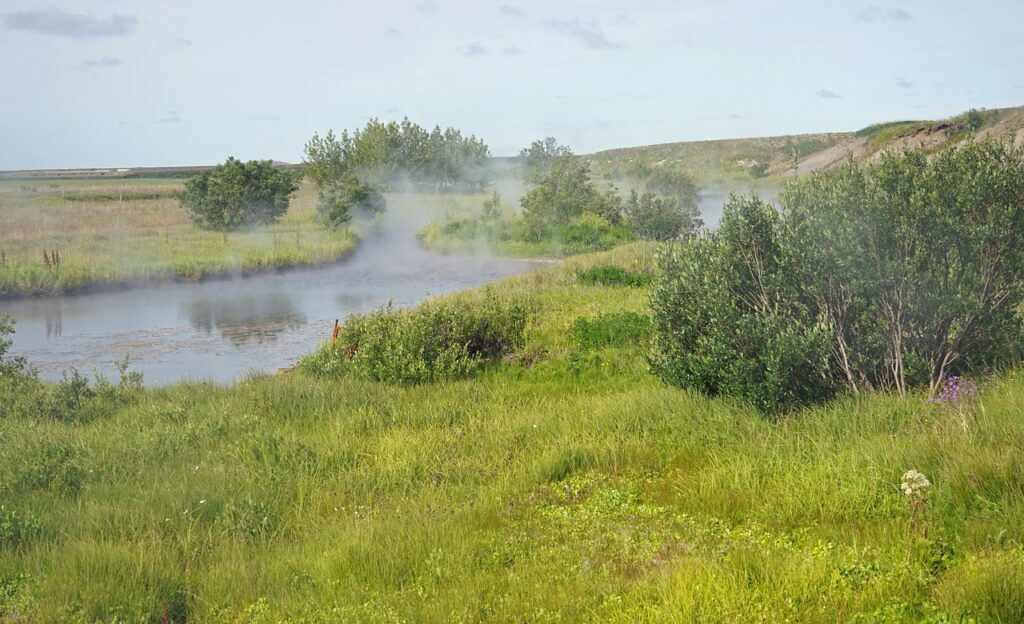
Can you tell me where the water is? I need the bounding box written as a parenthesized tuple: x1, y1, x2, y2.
(697, 186, 779, 228)
(1, 221, 537, 385)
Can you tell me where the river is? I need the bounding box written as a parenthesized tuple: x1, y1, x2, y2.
(0, 220, 537, 385)
(1, 189, 768, 385)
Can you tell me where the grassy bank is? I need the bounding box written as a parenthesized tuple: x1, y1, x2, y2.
(0, 179, 357, 298)
(2, 243, 1023, 622)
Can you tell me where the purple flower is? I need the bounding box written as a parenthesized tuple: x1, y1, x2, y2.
(932, 373, 979, 406)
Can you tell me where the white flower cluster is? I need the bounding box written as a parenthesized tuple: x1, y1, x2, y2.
(901, 469, 930, 497)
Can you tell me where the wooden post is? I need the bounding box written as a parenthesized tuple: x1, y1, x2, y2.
(331, 319, 340, 343)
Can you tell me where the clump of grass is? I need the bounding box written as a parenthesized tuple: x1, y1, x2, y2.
(570, 312, 650, 350)
(301, 292, 530, 384)
(576, 265, 653, 287)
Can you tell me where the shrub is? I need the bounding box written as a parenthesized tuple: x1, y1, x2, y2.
(553, 213, 633, 252)
(650, 139, 1024, 413)
(0, 314, 28, 376)
(571, 312, 651, 350)
(576, 266, 653, 287)
(316, 173, 385, 229)
(302, 293, 529, 385)
(623, 189, 703, 241)
(521, 158, 623, 238)
(783, 139, 1024, 396)
(649, 195, 837, 414)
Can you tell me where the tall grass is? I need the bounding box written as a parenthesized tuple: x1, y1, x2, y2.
(0, 179, 356, 297)
(1, 243, 1022, 621)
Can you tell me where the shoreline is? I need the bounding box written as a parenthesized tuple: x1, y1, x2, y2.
(0, 242, 360, 303)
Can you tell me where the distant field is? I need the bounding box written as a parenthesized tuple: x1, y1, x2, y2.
(0, 178, 357, 298)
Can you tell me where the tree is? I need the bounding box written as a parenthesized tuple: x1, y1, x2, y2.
(519, 137, 573, 180)
(624, 189, 703, 241)
(520, 158, 622, 238)
(316, 173, 386, 230)
(304, 118, 491, 192)
(179, 158, 301, 238)
(303, 130, 350, 190)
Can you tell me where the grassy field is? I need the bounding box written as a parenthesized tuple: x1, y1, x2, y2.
(0, 178, 357, 298)
(2, 243, 1023, 622)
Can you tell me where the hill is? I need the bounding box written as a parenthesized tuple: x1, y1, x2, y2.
(587, 105, 1024, 186)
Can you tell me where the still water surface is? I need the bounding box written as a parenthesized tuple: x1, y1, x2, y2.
(1, 223, 537, 385)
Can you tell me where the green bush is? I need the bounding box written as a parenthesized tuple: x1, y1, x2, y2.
(302, 293, 529, 385)
(521, 158, 623, 238)
(315, 173, 386, 229)
(623, 189, 702, 241)
(576, 266, 652, 287)
(649, 195, 837, 414)
(651, 139, 1024, 413)
(571, 312, 650, 350)
(552, 213, 633, 252)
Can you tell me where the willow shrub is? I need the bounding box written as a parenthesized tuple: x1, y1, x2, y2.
(649, 195, 837, 414)
(301, 293, 529, 385)
(650, 139, 1024, 414)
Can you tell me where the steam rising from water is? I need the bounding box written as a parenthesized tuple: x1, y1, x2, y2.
(0, 201, 538, 385)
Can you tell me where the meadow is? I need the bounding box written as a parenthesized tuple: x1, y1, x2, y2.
(2, 243, 1022, 622)
(0, 178, 357, 298)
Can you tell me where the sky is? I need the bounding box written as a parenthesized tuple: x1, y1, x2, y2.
(0, 0, 1022, 170)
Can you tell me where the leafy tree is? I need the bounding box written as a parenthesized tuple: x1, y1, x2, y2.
(624, 189, 702, 241)
(303, 130, 350, 190)
(304, 118, 491, 192)
(316, 174, 386, 230)
(519, 137, 574, 180)
(179, 158, 301, 238)
(520, 158, 622, 238)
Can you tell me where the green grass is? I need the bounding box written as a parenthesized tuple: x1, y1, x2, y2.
(0, 178, 357, 297)
(2, 242, 1024, 622)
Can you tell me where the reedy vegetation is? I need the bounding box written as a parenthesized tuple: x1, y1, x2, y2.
(1, 243, 1024, 622)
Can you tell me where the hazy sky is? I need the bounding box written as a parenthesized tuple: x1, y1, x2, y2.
(1, 0, 1022, 169)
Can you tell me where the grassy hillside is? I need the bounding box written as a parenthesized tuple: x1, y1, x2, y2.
(587, 105, 1024, 186)
(2, 243, 1023, 622)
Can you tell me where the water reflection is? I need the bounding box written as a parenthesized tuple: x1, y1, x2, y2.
(45, 305, 62, 338)
(183, 293, 305, 345)
(0, 217, 538, 384)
